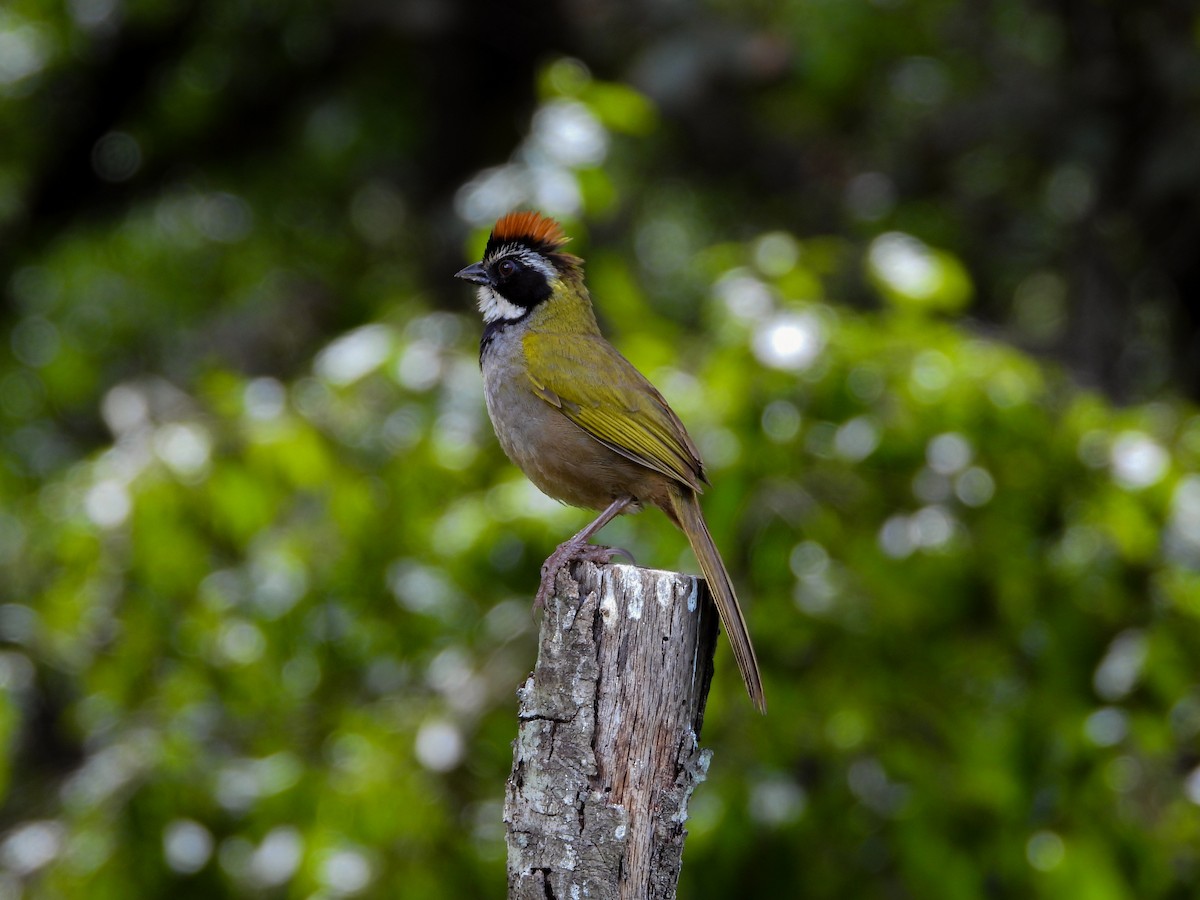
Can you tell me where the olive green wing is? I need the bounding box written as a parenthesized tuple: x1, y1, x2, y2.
(522, 332, 707, 492)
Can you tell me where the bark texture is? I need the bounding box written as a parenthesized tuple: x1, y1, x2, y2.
(505, 561, 718, 900)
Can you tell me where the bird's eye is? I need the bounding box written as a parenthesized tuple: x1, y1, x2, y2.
(497, 259, 518, 279)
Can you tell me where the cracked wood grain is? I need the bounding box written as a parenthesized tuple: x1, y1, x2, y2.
(505, 562, 718, 900)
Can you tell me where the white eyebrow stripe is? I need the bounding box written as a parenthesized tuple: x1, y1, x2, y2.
(485, 244, 556, 281)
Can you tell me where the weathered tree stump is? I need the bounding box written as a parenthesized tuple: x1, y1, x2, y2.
(505, 561, 719, 900)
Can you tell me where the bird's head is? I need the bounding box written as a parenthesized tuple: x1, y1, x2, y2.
(455, 211, 587, 326)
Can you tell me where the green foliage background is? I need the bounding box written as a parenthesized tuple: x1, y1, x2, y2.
(2, 2, 1200, 898)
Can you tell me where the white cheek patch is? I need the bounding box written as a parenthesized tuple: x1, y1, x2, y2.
(477, 285, 527, 323)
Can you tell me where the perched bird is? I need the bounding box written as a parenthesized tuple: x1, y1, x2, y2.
(456, 211, 765, 713)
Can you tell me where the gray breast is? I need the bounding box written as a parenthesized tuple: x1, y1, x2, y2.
(479, 324, 634, 510)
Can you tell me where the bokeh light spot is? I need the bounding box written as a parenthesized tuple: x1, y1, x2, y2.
(1110, 431, 1168, 489)
(753, 312, 824, 371)
(91, 132, 142, 183)
(1026, 830, 1065, 871)
(163, 820, 213, 875)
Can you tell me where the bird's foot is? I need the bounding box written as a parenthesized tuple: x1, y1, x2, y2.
(533, 540, 637, 609)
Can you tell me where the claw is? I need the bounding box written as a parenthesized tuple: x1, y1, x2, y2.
(535, 543, 598, 608)
(531, 497, 636, 609)
(606, 546, 636, 565)
(534, 543, 628, 608)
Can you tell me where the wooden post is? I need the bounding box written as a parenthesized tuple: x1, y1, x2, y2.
(505, 561, 719, 900)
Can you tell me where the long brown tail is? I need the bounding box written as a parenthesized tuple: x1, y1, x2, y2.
(668, 486, 766, 713)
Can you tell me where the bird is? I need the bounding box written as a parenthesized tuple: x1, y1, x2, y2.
(455, 210, 765, 713)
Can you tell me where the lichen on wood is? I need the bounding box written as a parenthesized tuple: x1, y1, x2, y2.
(505, 562, 718, 900)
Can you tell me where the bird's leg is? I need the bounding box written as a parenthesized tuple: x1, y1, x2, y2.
(535, 496, 634, 608)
